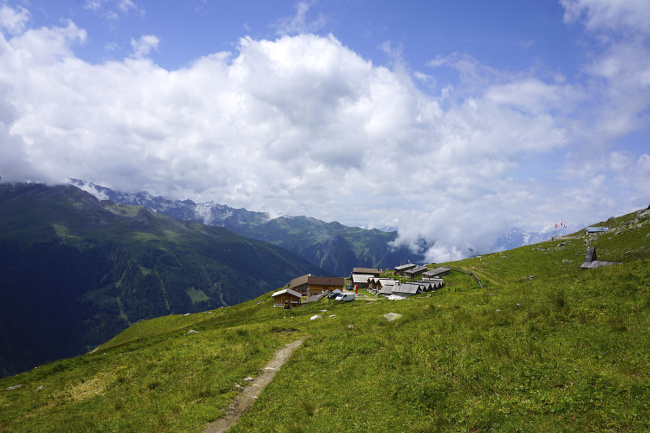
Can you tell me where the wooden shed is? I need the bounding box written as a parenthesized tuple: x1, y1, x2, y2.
(271, 288, 302, 308)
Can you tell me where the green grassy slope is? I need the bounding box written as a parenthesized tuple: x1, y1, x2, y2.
(1, 208, 649, 432)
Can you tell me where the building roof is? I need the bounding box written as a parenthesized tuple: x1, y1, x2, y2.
(290, 274, 345, 288)
(391, 283, 421, 295)
(290, 274, 310, 288)
(352, 267, 382, 274)
(307, 276, 345, 287)
(271, 288, 302, 298)
(394, 263, 416, 271)
(352, 274, 374, 284)
(586, 226, 609, 233)
(304, 292, 328, 303)
(420, 279, 443, 290)
(378, 279, 396, 287)
(423, 267, 451, 278)
(404, 265, 428, 276)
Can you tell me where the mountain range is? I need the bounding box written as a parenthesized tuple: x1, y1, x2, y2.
(71, 179, 424, 275)
(72, 179, 566, 264)
(0, 182, 325, 378)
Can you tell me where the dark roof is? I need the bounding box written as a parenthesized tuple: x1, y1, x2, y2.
(290, 274, 310, 288)
(307, 276, 345, 287)
(290, 274, 345, 288)
(404, 265, 428, 276)
(423, 267, 451, 278)
(352, 267, 382, 274)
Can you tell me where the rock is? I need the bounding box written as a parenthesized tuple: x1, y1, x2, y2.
(36, 386, 45, 391)
(383, 312, 403, 322)
(310, 315, 323, 321)
(6, 384, 22, 390)
(186, 329, 199, 335)
(183, 313, 190, 316)
(329, 314, 336, 318)
(243, 377, 254, 382)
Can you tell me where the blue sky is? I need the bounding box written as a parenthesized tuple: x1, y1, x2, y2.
(1, 0, 649, 261)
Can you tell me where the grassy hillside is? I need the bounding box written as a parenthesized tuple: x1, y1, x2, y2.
(1, 208, 649, 432)
(0, 183, 325, 378)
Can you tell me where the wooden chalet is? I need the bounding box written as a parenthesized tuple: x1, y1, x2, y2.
(422, 267, 451, 278)
(404, 265, 428, 279)
(290, 274, 346, 297)
(351, 273, 374, 288)
(271, 288, 302, 308)
(393, 263, 416, 276)
(352, 267, 382, 277)
(377, 279, 397, 296)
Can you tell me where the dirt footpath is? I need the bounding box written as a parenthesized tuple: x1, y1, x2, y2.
(203, 338, 304, 433)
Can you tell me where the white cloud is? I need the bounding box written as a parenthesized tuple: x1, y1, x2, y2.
(130, 34, 159, 58)
(561, 0, 650, 34)
(0, 3, 648, 262)
(273, 0, 327, 35)
(0, 4, 29, 35)
(83, 0, 144, 18)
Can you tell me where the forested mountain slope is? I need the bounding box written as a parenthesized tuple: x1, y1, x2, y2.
(0, 183, 325, 377)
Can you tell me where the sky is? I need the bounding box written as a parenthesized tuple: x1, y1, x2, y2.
(0, 0, 649, 262)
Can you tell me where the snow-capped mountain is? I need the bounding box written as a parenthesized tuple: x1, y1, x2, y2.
(490, 226, 576, 252)
(70, 179, 268, 228)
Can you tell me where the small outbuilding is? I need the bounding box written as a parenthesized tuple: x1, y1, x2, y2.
(394, 263, 416, 276)
(272, 288, 302, 307)
(423, 267, 451, 278)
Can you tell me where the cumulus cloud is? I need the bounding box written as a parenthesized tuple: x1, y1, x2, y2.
(0, 3, 648, 262)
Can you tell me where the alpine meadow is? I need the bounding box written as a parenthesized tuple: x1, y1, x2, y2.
(1, 206, 649, 432)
